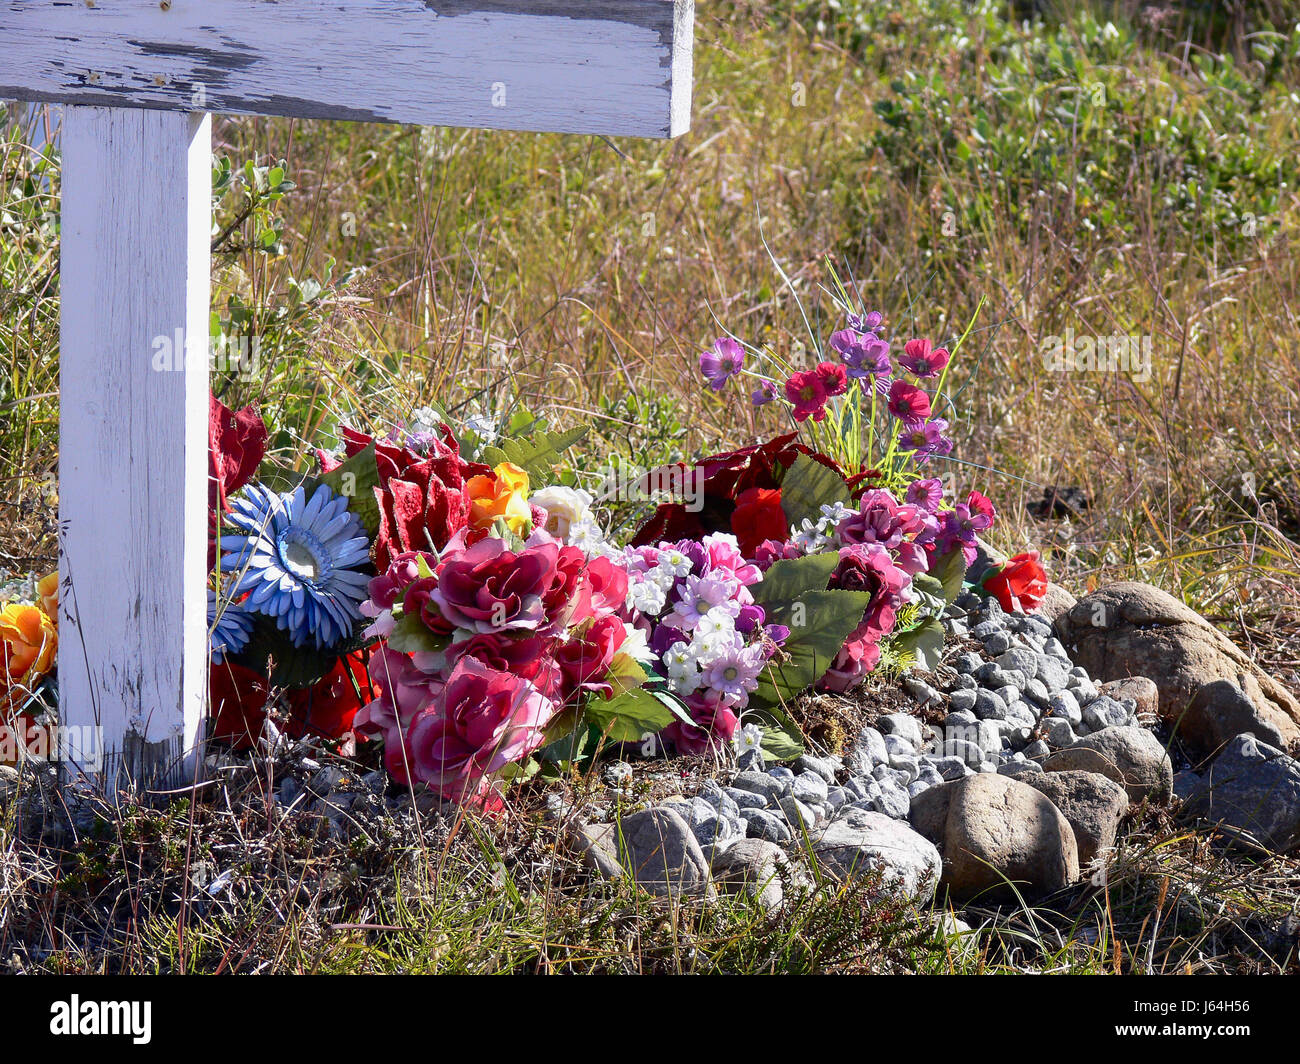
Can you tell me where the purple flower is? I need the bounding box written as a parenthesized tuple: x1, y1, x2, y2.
(836, 489, 933, 575)
(700, 337, 745, 391)
(699, 644, 767, 702)
(904, 478, 944, 512)
(896, 417, 953, 462)
(751, 378, 778, 406)
(848, 309, 883, 333)
(934, 491, 997, 563)
(830, 328, 891, 379)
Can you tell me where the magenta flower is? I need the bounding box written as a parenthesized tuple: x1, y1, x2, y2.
(904, 478, 944, 512)
(897, 417, 953, 461)
(816, 360, 849, 397)
(700, 337, 745, 391)
(430, 537, 560, 634)
(785, 368, 830, 422)
(935, 490, 997, 564)
(406, 656, 556, 803)
(355, 647, 445, 785)
(830, 543, 911, 639)
(898, 338, 951, 379)
(887, 379, 932, 422)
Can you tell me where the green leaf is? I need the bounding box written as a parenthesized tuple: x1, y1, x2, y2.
(759, 723, 804, 763)
(891, 616, 946, 672)
(749, 552, 839, 607)
(480, 425, 589, 484)
(582, 686, 677, 744)
(318, 442, 382, 537)
(385, 612, 446, 655)
(778, 453, 850, 527)
(928, 548, 968, 604)
(751, 589, 874, 707)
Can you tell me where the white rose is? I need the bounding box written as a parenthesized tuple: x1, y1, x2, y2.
(529, 486, 594, 541)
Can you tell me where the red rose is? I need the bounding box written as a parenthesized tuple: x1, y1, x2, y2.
(981, 550, 1049, 612)
(554, 615, 627, 705)
(286, 651, 373, 741)
(730, 487, 788, 559)
(209, 660, 270, 750)
(630, 433, 868, 547)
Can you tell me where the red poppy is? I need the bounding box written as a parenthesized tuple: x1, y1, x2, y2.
(209, 660, 271, 751)
(981, 550, 1049, 612)
(286, 651, 373, 741)
(730, 487, 788, 559)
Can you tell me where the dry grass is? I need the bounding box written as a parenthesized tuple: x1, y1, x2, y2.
(3, 0, 1300, 973)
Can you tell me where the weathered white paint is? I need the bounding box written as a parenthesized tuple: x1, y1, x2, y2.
(1, 0, 694, 138)
(58, 106, 211, 792)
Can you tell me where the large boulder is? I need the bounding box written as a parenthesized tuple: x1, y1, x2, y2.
(1179, 734, 1300, 853)
(1057, 726, 1172, 804)
(1058, 582, 1300, 757)
(1026, 770, 1129, 865)
(813, 809, 942, 903)
(620, 808, 716, 900)
(909, 774, 1080, 900)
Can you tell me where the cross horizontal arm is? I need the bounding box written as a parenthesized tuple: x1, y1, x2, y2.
(1, 0, 694, 138)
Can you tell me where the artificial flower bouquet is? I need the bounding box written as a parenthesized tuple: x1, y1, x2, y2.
(4, 271, 1050, 805)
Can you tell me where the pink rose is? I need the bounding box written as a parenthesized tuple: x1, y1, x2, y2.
(406, 657, 556, 802)
(663, 691, 739, 756)
(356, 647, 444, 785)
(818, 621, 883, 693)
(582, 556, 630, 620)
(430, 538, 559, 634)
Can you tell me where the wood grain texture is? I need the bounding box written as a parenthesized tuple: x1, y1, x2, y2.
(58, 106, 211, 793)
(1, 0, 694, 137)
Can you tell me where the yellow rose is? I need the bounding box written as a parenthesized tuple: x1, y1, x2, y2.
(466, 462, 532, 534)
(1, 602, 57, 710)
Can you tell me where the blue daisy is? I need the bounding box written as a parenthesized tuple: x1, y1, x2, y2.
(208, 588, 254, 663)
(219, 482, 371, 649)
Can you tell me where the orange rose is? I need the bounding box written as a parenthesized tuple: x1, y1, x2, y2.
(1, 602, 57, 691)
(466, 462, 532, 534)
(36, 571, 58, 626)
(1, 604, 57, 759)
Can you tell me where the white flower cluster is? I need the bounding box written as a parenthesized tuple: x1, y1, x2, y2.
(622, 535, 767, 707)
(528, 485, 620, 560)
(788, 500, 854, 554)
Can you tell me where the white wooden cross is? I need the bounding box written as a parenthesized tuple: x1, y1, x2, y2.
(0, 0, 694, 793)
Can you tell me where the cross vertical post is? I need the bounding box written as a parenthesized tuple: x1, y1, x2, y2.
(58, 106, 212, 792)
